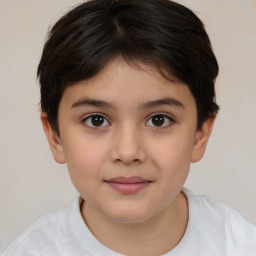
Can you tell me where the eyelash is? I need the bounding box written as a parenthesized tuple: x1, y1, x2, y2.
(81, 113, 174, 129)
(81, 113, 110, 129)
(145, 113, 174, 129)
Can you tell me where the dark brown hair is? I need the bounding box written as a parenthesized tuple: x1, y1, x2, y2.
(38, 0, 219, 134)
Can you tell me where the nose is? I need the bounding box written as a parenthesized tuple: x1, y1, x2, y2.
(110, 125, 146, 165)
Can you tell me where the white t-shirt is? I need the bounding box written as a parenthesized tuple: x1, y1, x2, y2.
(2, 189, 256, 256)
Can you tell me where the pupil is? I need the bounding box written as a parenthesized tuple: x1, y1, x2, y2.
(152, 115, 164, 126)
(92, 115, 104, 126)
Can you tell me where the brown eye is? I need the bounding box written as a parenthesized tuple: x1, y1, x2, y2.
(91, 115, 104, 126)
(152, 115, 165, 126)
(84, 114, 110, 127)
(146, 114, 173, 127)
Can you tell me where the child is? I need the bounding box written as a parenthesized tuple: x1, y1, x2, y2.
(2, 0, 256, 255)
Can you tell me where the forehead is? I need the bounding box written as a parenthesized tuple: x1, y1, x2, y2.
(60, 58, 196, 111)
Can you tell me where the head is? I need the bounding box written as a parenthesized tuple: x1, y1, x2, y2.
(38, 0, 219, 135)
(38, 0, 219, 224)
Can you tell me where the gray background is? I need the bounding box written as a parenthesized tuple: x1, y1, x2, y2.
(0, 0, 255, 253)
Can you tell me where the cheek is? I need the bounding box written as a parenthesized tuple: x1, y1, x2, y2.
(148, 132, 194, 176)
(62, 136, 108, 183)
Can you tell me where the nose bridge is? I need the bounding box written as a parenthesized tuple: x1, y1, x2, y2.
(111, 122, 145, 164)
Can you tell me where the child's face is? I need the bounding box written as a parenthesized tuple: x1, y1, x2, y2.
(42, 58, 213, 223)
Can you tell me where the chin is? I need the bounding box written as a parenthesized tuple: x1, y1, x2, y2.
(106, 208, 155, 224)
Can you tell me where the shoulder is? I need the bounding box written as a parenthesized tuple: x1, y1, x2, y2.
(183, 188, 256, 254)
(1, 197, 80, 256)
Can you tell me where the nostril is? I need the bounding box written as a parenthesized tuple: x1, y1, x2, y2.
(110, 132, 146, 164)
(114, 157, 141, 165)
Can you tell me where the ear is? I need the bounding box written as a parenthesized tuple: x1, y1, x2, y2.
(40, 113, 66, 164)
(190, 117, 215, 163)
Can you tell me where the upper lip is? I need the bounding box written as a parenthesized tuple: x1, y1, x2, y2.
(105, 176, 151, 184)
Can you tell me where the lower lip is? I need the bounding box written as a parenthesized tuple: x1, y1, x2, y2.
(106, 182, 151, 194)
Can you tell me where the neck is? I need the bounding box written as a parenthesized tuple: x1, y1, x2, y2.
(81, 192, 188, 256)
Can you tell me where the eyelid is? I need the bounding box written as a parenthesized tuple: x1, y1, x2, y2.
(147, 112, 174, 121)
(81, 113, 111, 128)
(145, 112, 175, 128)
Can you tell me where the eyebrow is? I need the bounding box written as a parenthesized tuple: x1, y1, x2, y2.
(139, 97, 184, 109)
(71, 97, 184, 110)
(72, 98, 116, 109)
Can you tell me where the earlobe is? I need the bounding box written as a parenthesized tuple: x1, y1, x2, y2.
(40, 113, 66, 164)
(190, 117, 215, 163)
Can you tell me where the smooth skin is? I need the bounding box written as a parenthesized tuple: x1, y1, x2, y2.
(41, 57, 215, 255)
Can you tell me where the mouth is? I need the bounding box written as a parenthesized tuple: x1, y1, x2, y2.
(104, 176, 152, 194)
